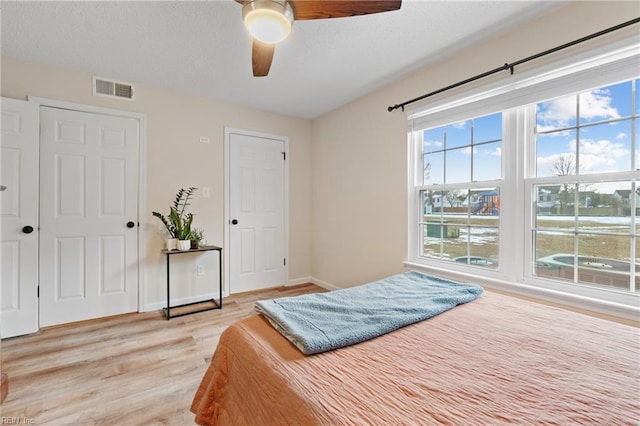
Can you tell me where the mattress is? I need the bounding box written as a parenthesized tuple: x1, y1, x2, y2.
(191, 291, 639, 425)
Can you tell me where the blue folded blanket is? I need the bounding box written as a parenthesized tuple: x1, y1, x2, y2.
(254, 271, 483, 355)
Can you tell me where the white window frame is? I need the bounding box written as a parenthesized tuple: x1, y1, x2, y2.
(406, 36, 640, 320)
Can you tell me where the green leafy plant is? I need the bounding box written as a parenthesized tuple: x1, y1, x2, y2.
(153, 187, 197, 240)
(190, 227, 205, 247)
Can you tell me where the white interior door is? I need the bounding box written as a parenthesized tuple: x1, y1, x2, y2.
(39, 106, 139, 327)
(1, 98, 39, 338)
(228, 131, 286, 293)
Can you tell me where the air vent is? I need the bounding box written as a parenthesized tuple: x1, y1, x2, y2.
(93, 76, 135, 101)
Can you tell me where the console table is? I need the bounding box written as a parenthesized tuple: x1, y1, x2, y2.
(162, 245, 222, 319)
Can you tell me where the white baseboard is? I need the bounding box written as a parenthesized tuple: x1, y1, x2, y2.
(287, 276, 312, 286)
(288, 276, 342, 291)
(310, 277, 341, 291)
(143, 292, 219, 312)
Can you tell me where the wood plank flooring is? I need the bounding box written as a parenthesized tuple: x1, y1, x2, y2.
(0, 284, 323, 425)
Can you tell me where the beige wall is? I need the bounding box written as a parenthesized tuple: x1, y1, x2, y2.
(309, 1, 639, 287)
(1, 57, 312, 307)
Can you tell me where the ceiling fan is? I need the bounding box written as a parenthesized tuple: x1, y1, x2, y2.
(236, 0, 402, 77)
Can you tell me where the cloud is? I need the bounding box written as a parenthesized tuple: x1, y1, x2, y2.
(461, 146, 477, 155)
(579, 89, 620, 121)
(616, 132, 627, 140)
(489, 146, 502, 157)
(537, 88, 620, 130)
(580, 138, 628, 158)
(450, 121, 467, 130)
(423, 140, 443, 148)
(536, 138, 629, 174)
(579, 139, 629, 172)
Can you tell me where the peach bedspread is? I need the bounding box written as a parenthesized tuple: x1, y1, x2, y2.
(191, 291, 639, 425)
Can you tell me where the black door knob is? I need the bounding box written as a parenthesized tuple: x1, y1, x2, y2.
(231, 219, 238, 225)
(126, 221, 135, 228)
(22, 225, 34, 234)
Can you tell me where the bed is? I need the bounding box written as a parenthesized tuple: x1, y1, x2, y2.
(191, 273, 640, 425)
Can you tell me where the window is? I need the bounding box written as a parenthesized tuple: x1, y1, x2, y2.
(531, 81, 639, 293)
(407, 47, 640, 313)
(420, 113, 502, 269)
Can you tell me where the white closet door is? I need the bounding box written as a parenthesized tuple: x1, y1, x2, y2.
(39, 106, 139, 327)
(229, 131, 286, 293)
(0, 98, 39, 338)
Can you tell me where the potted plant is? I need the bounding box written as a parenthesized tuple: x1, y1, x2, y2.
(153, 187, 197, 251)
(190, 227, 205, 249)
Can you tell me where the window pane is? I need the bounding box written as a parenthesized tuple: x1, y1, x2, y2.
(473, 112, 502, 143)
(421, 187, 500, 268)
(424, 151, 444, 185)
(635, 118, 640, 170)
(535, 184, 562, 217)
(578, 182, 631, 233)
(536, 130, 577, 177)
(441, 189, 466, 211)
(446, 120, 471, 149)
(423, 225, 462, 259)
(535, 183, 576, 220)
(534, 230, 575, 282)
(446, 147, 471, 183)
(423, 127, 445, 154)
(636, 79, 640, 115)
(579, 120, 632, 173)
(423, 190, 443, 216)
(635, 235, 639, 293)
(470, 189, 500, 216)
(473, 141, 501, 181)
(579, 81, 631, 125)
(577, 234, 632, 291)
(466, 221, 499, 269)
(537, 93, 576, 132)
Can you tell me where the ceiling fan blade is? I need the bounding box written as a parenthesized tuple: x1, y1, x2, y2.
(291, 0, 401, 20)
(252, 39, 276, 77)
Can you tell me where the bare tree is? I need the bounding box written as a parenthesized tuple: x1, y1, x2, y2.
(552, 153, 576, 176)
(551, 154, 576, 215)
(445, 189, 463, 208)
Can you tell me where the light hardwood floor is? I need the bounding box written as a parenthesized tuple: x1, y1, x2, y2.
(0, 284, 323, 425)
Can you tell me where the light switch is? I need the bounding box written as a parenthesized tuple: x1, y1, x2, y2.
(199, 136, 210, 144)
(202, 187, 211, 198)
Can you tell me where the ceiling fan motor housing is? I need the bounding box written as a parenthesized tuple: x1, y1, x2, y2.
(243, 0, 294, 44)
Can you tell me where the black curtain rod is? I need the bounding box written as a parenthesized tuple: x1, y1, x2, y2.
(387, 17, 640, 113)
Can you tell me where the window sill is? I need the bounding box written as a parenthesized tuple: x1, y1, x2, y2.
(403, 260, 640, 323)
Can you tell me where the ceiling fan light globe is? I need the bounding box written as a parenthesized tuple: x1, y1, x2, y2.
(244, 8, 291, 43)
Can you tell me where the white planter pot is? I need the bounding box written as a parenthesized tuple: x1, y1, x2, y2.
(178, 240, 191, 251)
(166, 238, 178, 251)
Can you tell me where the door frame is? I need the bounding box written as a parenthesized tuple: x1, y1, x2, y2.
(28, 96, 148, 313)
(224, 127, 289, 297)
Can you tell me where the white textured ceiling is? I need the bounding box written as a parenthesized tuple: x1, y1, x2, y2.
(1, 0, 564, 118)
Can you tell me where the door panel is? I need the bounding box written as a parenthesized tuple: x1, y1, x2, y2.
(229, 132, 285, 293)
(39, 106, 139, 327)
(0, 98, 39, 338)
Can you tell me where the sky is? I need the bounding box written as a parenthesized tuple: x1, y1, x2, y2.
(422, 78, 639, 194)
(422, 112, 502, 185)
(536, 79, 638, 181)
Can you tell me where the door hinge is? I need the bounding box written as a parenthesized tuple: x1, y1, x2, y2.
(282, 151, 286, 160)
(37, 286, 39, 298)
(284, 258, 286, 266)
